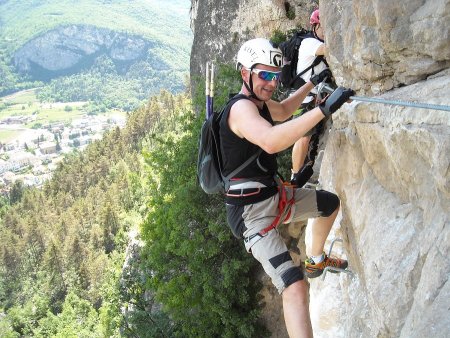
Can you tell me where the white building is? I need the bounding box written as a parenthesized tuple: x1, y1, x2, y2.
(0, 151, 37, 173)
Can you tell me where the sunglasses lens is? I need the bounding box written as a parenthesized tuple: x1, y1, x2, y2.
(258, 71, 280, 81)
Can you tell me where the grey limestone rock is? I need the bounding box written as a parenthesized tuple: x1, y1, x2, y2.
(190, 0, 450, 337)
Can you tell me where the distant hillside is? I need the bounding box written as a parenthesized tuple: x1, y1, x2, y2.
(0, 0, 192, 100)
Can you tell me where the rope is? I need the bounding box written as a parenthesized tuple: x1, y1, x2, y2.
(350, 95, 450, 112)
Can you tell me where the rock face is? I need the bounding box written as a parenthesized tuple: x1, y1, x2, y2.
(324, 0, 450, 94)
(190, 0, 450, 337)
(311, 1, 449, 335)
(13, 25, 157, 80)
(313, 70, 450, 338)
(190, 0, 317, 80)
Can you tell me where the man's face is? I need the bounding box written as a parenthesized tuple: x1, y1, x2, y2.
(244, 64, 281, 101)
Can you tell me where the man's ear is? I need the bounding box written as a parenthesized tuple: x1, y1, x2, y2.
(241, 67, 250, 81)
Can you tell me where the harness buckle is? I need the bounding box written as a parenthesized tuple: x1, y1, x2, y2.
(243, 232, 266, 252)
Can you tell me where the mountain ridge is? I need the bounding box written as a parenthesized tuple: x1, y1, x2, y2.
(0, 0, 193, 95)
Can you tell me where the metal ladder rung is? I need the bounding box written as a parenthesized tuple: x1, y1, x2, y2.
(322, 238, 355, 281)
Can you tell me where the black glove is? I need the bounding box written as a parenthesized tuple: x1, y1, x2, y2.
(319, 86, 355, 117)
(310, 69, 332, 86)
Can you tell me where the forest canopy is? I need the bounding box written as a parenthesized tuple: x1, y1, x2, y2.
(0, 64, 271, 337)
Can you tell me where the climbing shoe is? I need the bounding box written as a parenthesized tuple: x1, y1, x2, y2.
(304, 254, 348, 278)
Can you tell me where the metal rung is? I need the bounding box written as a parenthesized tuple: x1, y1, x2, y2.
(322, 266, 354, 280)
(322, 238, 355, 281)
(327, 238, 342, 257)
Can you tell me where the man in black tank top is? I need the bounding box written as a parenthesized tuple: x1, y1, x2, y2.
(224, 38, 354, 337)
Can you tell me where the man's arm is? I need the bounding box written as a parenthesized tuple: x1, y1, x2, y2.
(228, 86, 354, 154)
(316, 43, 326, 56)
(266, 81, 315, 122)
(228, 99, 324, 154)
(267, 67, 332, 122)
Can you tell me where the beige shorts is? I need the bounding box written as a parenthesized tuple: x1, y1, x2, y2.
(241, 187, 320, 293)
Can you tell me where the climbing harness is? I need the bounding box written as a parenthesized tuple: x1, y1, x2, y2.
(322, 238, 354, 280)
(244, 177, 296, 251)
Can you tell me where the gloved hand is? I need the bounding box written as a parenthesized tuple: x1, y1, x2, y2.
(310, 69, 332, 86)
(319, 86, 355, 117)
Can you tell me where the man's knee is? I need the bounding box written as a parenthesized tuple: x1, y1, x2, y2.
(316, 190, 340, 217)
(282, 279, 309, 304)
(280, 266, 304, 290)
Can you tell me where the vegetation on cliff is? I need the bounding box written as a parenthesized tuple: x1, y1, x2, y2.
(0, 65, 273, 337)
(0, 90, 176, 336)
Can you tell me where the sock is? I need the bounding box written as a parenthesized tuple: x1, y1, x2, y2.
(311, 252, 325, 264)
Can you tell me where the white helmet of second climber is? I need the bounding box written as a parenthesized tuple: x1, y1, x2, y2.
(236, 38, 283, 70)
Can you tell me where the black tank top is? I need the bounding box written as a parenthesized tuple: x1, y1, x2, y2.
(219, 94, 278, 181)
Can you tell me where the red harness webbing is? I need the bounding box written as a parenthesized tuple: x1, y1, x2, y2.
(258, 181, 295, 236)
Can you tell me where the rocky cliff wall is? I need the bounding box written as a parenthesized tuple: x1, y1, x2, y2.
(190, 0, 318, 80)
(190, 0, 450, 337)
(312, 1, 449, 337)
(324, 0, 450, 94)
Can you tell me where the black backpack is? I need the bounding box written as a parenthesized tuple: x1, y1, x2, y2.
(197, 95, 261, 194)
(278, 29, 326, 90)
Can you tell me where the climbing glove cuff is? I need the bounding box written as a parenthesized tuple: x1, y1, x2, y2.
(310, 69, 332, 86)
(319, 86, 355, 117)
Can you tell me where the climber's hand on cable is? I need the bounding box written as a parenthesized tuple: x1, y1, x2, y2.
(319, 86, 355, 117)
(310, 69, 332, 86)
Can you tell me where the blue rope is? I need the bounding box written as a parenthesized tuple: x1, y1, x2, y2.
(350, 95, 450, 112)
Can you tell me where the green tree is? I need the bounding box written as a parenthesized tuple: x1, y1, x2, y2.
(34, 292, 101, 338)
(6, 293, 50, 336)
(141, 111, 266, 336)
(9, 180, 25, 205)
(0, 316, 19, 338)
(0, 194, 10, 218)
(42, 240, 67, 307)
(0, 83, 270, 337)
(100, 202, 119, 254)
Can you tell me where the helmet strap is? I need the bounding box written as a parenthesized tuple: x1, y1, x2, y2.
(244, 66, 264, 102)
(313, 25, 324, 43)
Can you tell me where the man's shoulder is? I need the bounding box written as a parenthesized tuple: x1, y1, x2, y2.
(228, 97, 262, 124)
(230, 96, 257, 112)
(302, 37, 324, 47)
(223, 95, 252, 115)
(298, 37, 324, 57)
(226, 96, 261, 138)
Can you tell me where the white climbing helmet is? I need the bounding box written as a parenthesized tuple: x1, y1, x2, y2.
(236, 38, 282, 70)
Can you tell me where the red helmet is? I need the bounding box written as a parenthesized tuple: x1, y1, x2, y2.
(310, 9, 320, 25)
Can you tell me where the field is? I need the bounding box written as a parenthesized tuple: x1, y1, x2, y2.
(0, 130, 17, 143)
(0, 89, 126, 143)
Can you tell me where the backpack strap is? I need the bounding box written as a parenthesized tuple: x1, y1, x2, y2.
(222, 149, 263, 191)
(289, 55, 325, 88)
(218, 94, 265, 192)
